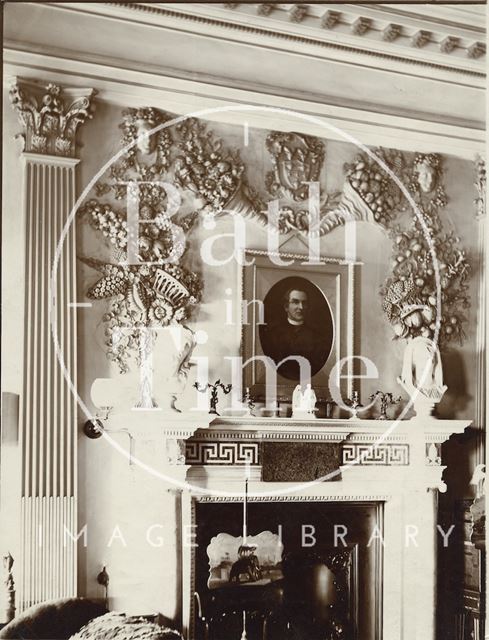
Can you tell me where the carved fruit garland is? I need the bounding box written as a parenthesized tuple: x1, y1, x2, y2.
(380, 154, 470, 345)
(81, 108, 260, 373)
(174, 117, 247, 216)
(343, 149, 404, 226)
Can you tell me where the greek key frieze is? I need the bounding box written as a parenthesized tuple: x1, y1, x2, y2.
(342, 443, 409, 466)
(185, 441, 260, 465)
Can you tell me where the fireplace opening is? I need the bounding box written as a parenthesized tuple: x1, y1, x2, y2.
(192, 500, 383, 640)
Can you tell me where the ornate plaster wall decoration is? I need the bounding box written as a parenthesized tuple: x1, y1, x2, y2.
(412, 153, 441, 194)
(341, 149, 404, 226)
(96, 107, 173, 197)
(269, 190, 347, 236)
(474, 155, 486, 219)
(81, 107, 268, 378)
(173, 117, 262, 220)
(80, 108, 202, 376)
(263, 135, 409, 237)
(263, 131, 348, 236)
(9, 81, 95, 157)
(380, 153, 470, 346)
(374, 153, 470, 419)
(265, 132, 325, 202)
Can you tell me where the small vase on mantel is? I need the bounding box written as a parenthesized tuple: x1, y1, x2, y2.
(397, 336, 447, 420)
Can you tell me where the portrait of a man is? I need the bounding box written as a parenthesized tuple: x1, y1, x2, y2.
(259, 277, 334, 380)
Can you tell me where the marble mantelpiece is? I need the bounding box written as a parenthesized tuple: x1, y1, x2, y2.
(184, 416, 469, 490)
(177, 415, 471, 640)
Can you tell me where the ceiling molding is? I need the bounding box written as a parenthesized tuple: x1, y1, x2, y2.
(4, 1, 484, 159)
(10, 2, 484, 89)
(98, 1, 486, 75)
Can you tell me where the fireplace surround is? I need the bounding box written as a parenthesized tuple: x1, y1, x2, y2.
(192, 499, 380, 639)
(167, 415, 472, 640)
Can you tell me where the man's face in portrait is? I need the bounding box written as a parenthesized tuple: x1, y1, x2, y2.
(285, 289, 308, 324)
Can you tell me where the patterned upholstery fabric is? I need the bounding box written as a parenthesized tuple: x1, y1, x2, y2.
(69, 613, 183, 640)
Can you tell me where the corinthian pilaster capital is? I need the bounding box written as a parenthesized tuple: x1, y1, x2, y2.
(8, 78, 96, 158)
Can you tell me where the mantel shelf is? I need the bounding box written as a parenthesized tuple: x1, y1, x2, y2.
(204, 415, 471, 442)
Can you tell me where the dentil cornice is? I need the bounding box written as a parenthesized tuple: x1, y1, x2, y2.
(119, 2, 485, 75)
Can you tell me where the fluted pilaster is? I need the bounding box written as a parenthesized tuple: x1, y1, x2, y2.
(10, 79, 95, 610)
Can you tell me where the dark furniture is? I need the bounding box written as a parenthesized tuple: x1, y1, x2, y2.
(0, 598, 107, 640)
(438, 500, 485, 640)
(195, 551, 354, 640)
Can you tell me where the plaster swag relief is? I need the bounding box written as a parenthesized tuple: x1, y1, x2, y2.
(79, 105, 470, 422)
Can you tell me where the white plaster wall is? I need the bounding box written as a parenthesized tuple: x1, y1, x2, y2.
(0, 92, 26, 580)
(2, 92, 26, 399)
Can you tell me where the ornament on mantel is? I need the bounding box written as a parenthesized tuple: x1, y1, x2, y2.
(369, 391, 402, 420)
(243, 387, 255, 416)
(291, 383, 317, 419)
(193, 379, 232, 416)
(345, 391, 365, 421)
(398, 337, 447, 420)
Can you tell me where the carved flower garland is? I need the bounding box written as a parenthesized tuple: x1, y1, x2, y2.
(380, 154, 470, 345)
(173, 118, 245, 215)
(80, 254, 200, 372)
(81, 108, 260, 373)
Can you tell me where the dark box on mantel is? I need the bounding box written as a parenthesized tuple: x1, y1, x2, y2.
(261, 442, 341, 482)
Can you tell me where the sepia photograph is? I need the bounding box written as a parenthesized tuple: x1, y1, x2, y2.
(0, 2, 486, 640)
